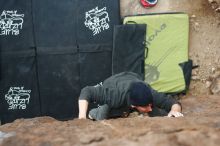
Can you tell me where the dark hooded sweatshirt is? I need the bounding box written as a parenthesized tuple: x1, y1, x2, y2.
(79, 72, 180, 120)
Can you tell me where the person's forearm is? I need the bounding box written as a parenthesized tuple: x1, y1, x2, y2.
(78, 99, 89, 119)
(170, 103, 182, 112)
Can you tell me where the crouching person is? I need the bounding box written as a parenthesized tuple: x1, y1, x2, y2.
(78, 72, 183, 120)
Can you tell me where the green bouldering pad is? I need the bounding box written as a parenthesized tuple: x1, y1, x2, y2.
(124, 13, 190, 93)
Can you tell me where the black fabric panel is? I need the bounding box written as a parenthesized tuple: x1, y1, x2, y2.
(32, 0, 77, 48)
(79, 50, 112, 88)
(112, 24, 146, 79)
(76, 0, 120, 46)
(0, 51, 1, 81)
(0, 51, 41, 124)
(0, 0, 35, 51)
(179, 59, 193, 92)
(37, 51, 80, 120)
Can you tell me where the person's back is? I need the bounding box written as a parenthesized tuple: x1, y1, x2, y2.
(102, 72, 143, 108)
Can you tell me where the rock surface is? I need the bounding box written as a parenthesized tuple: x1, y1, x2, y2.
(0, 95, 220, 146)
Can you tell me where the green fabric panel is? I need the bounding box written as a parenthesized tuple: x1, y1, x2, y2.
(124, 13, 189, 93)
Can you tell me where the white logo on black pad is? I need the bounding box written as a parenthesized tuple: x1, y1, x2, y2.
(0, 10, 24, 35)
(84, 7, 110, 36)
(5, 87, 31, 110)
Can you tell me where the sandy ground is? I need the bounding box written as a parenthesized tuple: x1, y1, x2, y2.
(0, 0, 220, 146)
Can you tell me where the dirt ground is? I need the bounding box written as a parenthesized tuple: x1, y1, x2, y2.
(0, 0, 220, 146)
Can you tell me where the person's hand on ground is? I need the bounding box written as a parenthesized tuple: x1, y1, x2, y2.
(167, 103, 183, 117)
(167, 111, 184, 117)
